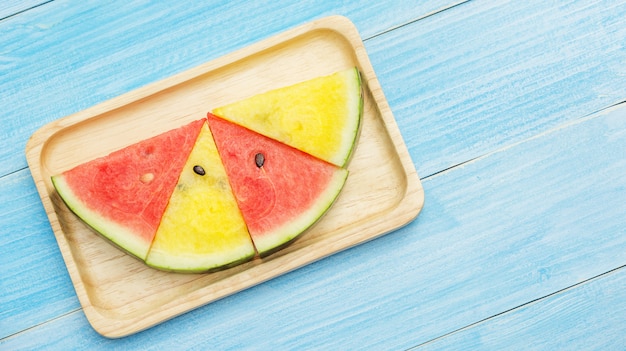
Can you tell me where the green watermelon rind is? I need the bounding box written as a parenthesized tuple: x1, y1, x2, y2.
(145, 243, 255, 273)
(334, 67, 363, 168)
(51, 175, 151, 260)
(253, 167, 349, 256)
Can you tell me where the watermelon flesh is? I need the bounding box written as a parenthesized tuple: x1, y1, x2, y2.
(145, 123, 256, 272)
(51, 119, 204, 260)
(212, 67, 362, 167)
(207, 113, 348, 256)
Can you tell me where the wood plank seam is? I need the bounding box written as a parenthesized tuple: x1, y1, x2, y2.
(411, 264, 626, 349)
(0, 307, 82, 342)
(0, 0, 53, 22)
(365, 0, 471, 40)
(422, 100, 626, 182)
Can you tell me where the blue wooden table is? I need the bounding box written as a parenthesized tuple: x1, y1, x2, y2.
(2, 1, 626, 349)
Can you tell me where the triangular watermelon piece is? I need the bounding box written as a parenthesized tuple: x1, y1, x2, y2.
(51, 119, 205, 260)
(145, 122, 256, 272)
(212, 67, 363, 167)
(207, 113, 348, 256)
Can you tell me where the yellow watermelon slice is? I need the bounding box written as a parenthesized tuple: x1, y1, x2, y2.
(207, 113, 348, 256)
(212, 67, 363, 167)
(51, 119, 204, 260)
(145, 123, 255, 272)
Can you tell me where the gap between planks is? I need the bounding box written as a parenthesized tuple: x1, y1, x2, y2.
(0, 0, 53, 22)
(0, 307, 82, 342)
(0, 166, 29, 180)
(364, 0, 471, 41)
(422, 99, 626, 181)
(410, 264, 626, 350)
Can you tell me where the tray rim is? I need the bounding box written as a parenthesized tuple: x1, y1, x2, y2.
(25, 15, 424, 338)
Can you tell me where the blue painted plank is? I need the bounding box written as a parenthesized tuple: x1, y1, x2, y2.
(0, 0, 49, 20)
(0, 170, 80, 340)
(366, 0, 626, 177)
(0, 0, 464, 178)
(1, 0, 624, 343)
(417, 267, 626, 350)
(3, 3, 624, 346)
(3, 102, 626, 348)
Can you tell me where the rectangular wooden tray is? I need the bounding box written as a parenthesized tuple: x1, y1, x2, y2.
(25, 15, 424, 338)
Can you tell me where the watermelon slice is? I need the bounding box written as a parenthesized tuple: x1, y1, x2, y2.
(51, 119, 204, 260)
(145, 123, 256, 272)
(207, 113, 348, 256)
(212, 67, 363, 167)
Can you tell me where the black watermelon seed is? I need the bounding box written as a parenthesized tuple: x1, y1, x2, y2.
(193, 165, 206, 176)
(255, 153, 265, 168)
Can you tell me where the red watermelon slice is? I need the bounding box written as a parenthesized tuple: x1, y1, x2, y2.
(51, 119, 204, 260)
(207, 113, 348, 256)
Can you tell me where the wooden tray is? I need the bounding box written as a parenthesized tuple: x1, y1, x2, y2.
(25, 16, 424, 338)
